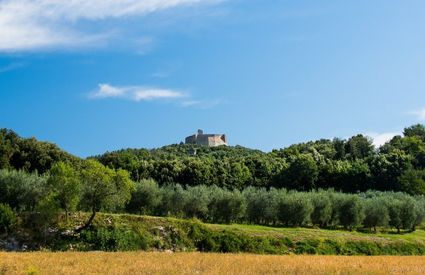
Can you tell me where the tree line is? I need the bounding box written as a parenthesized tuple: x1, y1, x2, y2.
(0, 162, 134, 234)
(95, 124, 425, 194)
(1, 165, 424, 235)
(2, 125, 425, 194)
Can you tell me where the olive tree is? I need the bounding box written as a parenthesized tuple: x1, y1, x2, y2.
(47, 162, 81, 219)
(338, 195, 364, 230)
(126, 179, 162, 215)
(362, 197, 389, 231)
(77, 160, 134, 232)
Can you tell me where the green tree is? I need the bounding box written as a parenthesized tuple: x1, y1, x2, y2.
(362, 197, 389, 231)
(0, 203, 17, 234)
(208, 188, 246, 224)
(345, 134, 374, 159)
(369, 150, 413, 191)
(277, 192, 313, 226)
(157, 184, 187, 217)
(243, 187, 275, 225)
(398, 168, 425, 195)
(126, 179, 162, 215)
(310, 191, 332, 227)
(388, 199, 403, 233)
(183, 185, 211, 220)
(400, 197, 418, 231)
(338, 195, 364, 230)
(280, 154, 319, 191)
(404, 124, 425, 142)
(78, 160, 134, 232)
(0, 169, 46, 212)
(47, 162, 81, 219)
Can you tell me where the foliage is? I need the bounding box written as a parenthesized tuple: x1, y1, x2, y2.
(277, 192, 313, 226)
(3, 125, 425, 194)
(362, 197, 389, 231)
(0, 203, 17, 234)
(0, 169, 47, 212)
(336, 195, 364, 230)
(80, 160, 134, 213)
(126, 179, 162, 215)
(0, 129, 79, 174)
(310, 191, 333, 227)
(47, 162, 81, 216)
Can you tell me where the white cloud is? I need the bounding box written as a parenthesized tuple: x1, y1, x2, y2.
(366, 132, 400, 148)
(90, 83, 224, 109)
(0, 0, 219, 52)
(91, 83, 185, 101)
(411, 108, 425, 121)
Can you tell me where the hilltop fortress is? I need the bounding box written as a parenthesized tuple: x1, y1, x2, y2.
(185, 129, 227, 147)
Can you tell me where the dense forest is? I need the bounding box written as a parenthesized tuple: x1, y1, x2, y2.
(3, 125, 425, 194)
(1, 125, 425, 238)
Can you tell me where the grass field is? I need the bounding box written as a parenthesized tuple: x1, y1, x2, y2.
(0, 252, 424, 274)
(207, 222, 425, 242)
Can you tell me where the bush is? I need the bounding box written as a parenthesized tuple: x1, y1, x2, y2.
(81, 227, 149, 251)
(0, 203, 17, 234)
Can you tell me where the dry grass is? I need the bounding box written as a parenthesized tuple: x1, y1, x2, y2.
(1, 252, 424, 275)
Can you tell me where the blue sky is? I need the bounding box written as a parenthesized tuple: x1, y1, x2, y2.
(1, 0, 425, 157)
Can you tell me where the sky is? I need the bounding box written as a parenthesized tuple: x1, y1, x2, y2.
(1, 0, 425, 157)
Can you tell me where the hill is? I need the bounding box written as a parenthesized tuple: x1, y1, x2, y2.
(2, 125, 425, 193)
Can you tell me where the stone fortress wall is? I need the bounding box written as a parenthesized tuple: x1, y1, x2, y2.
(185, 129, 227, 147)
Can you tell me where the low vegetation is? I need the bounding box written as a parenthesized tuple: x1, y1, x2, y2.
(2, 212, 425, 255)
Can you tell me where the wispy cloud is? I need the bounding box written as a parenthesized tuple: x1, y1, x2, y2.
(0, 0, 220, 52)
(90, 83, 185, 102)
(181, 99, 224, 109)
(0, 62, 25, 73)
(410, 108, 425, 121)
(366, 132, 400, 148)
(89, 83, 225, 109)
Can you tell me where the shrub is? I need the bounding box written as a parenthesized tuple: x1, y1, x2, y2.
(0, 203, 17, 234)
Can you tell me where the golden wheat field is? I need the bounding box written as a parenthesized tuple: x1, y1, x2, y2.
(0, 252, 424, 275)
